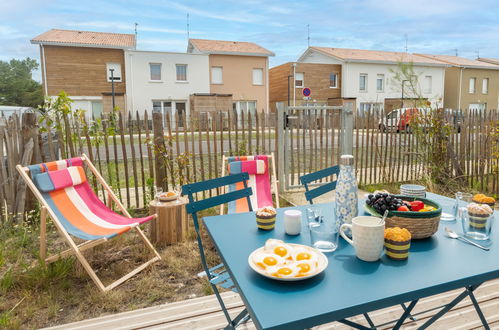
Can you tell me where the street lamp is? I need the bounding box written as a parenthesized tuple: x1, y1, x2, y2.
(110, 68, 116, 111)
(401, 79, 409, 108)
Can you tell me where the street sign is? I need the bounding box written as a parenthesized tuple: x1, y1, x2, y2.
(302, 87, 311, 97)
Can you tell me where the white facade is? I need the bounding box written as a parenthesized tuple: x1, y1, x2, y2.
(125, 50, 210, 123)
(299, 49, 446, 113)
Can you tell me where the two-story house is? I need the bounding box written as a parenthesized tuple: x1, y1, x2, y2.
(415, 54, 499, 111)
(187, 39, 274, 120)
(291, 47, 448, 114)
(124, 50, 210, 128)
(31, 29, 136, 118)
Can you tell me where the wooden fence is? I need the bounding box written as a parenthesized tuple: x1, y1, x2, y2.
(0, 108, 497, 222)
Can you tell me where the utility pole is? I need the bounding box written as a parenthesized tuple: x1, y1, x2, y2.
(187, 13, 190, 40)
(454, 48, 458, 56)
(404, 34, 408, 53)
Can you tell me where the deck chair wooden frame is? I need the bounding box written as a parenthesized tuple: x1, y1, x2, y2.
(16, 154, 161, 292)
(220, 152, 279, 215)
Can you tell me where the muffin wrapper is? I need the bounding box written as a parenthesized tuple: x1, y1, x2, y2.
(385, 239, 411, 260)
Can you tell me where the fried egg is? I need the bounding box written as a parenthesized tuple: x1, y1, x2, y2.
(264, 239, 293, 259)
(295, 260, 317, 277)
(266, 265, 300, 278)
(252, 251, 285, 269)
(291, 247, 319, 264)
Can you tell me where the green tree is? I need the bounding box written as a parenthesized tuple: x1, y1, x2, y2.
(389, 61, 428, 108)
(0, 58, 44, 107)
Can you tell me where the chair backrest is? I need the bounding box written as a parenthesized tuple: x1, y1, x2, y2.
(222, 154, 278, 214)
(299, 165, 340, 204)
(182, 173, 253, 276)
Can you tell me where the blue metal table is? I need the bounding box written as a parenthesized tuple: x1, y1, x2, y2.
(203, 193, 499, 329)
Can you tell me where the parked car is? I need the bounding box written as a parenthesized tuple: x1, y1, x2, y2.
(378, 108, 429, 133)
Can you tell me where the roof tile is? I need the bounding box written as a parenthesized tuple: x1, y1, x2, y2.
(310, 47, 446, 65)
(189, 39, 274, 56)
(31, 29, 135, 49)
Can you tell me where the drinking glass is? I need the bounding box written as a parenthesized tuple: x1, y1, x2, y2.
(306, 207, 322, 229)
(310, 214, 339, 252)
(461, 208, 494, 241)
(174, 184, 182, 204)
(453, 192, 474, 221)
(154, 186, 163, 205)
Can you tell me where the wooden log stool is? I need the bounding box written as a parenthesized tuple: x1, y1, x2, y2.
(149, 197, 188, 245)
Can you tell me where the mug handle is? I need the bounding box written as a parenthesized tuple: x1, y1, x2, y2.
(339, 223, 354, 245)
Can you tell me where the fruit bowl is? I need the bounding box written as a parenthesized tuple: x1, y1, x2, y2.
(365, 194, 442, 239)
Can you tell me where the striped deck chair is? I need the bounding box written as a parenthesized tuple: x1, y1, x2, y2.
(16, 154, 161, 292)
(220, 153, 279, 214)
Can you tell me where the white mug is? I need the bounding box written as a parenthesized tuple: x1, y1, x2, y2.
(284, 210, 302, 235)
(340, 216, 385, 262)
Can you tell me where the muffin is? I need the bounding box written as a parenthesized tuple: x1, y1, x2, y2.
(467, 203, 493, 229)
(473, 194, 496, 208)
(255, 206, 277, 230)
(384, 227, 411, 260)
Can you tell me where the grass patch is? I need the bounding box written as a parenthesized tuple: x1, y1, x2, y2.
(0, 207, 222, 329)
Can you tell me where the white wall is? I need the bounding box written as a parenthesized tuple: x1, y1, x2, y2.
(343, 62, 445, 108)
(125, 50, 210, 115)
(299, 49, 446, 109)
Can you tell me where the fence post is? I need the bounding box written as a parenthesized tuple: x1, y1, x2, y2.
(341, 102, 354, 156)
(276, 103, 285, 192)
(152, 112, 167, 190)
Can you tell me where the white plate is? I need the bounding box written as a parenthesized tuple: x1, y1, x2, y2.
(158, 193, 178, 202)
(248, 243, 328, 281)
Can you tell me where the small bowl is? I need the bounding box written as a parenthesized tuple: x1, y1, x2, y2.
(385, 239, 411, 260)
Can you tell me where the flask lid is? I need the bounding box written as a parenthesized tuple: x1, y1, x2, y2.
(340, 154, 355, 165)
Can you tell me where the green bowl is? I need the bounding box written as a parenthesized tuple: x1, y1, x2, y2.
(365, 195, 442, 219)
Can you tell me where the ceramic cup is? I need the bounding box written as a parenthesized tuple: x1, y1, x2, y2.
(339, 216, 385, 262)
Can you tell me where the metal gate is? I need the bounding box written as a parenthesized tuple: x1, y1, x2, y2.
(277, 104, 353, 191)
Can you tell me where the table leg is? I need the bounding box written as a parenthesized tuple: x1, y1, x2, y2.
(392, 299, 419, 330)
(467, 286, 490, 330)
(400, 302, 417, 321)
(418, 283, 489, 330)
(338, 318, 373, 330)
(223, 308, 249, 330)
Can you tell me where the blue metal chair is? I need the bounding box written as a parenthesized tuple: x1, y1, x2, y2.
(182, 173, 253, 329)
(299, 165, 340, 204)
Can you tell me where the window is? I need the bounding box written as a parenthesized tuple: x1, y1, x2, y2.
(329, 73, 338, 88)
(211, 66, 223, 84)
(176, 64, 187, 81)
(359, 74, 368, 92)
(150, 63, 161, 81)
(482, 78, 489, 94)
(376, 74, 384, 92)
(295, 72, 304, 88)
(469, 77, 476, 93)
(252, 68, 263, 85)
(424, 76, 432, 94)
(359, 102, 383, 117)
(106, 63, 122, 82)
(233, 101, 257, 127)
(152, 100, 187, 129)
(91, 101, 103, 118)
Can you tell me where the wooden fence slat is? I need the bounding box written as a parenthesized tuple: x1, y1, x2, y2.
(152, 112, 166, 191)
(83, 117, 97, 191)
(136, 111, 147, 207)
(183, 111, 191, 183)
(190, 113, 198, 183)
(128, 112, 139, 207)
(119, 112, 131, 206)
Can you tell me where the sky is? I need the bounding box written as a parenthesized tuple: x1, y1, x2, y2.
(1, 0, 499, 81)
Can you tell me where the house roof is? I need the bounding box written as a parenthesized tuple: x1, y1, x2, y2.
(307, 46, 446, 66)
(188, 38, 274, 57)
(415, 54, 499, 69)
(31, 29, 136, 50)
(477, 58, 499, 66)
